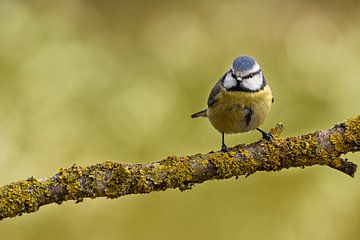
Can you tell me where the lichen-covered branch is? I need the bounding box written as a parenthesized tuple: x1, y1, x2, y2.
(0, 115, 359, 220)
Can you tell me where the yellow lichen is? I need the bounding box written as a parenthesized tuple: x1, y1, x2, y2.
(344, 116, 360, 149)
(327, 116, 360, 155)
(0, 178, 50, 219)
(330, 132, 344, 154)
(207, 150, 258, 179)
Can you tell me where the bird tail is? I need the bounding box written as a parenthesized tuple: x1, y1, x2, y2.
(191, 109, 208, 118)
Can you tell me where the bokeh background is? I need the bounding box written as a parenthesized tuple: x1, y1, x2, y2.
(0, 0, 359, 239)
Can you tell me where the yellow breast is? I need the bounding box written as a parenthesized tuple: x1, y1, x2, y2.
(207, 86, 273, 134)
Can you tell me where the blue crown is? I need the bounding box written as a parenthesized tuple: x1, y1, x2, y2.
(232, 56, 256, 73)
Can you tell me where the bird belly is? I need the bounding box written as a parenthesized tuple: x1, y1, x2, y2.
(207, 86, 272, 134)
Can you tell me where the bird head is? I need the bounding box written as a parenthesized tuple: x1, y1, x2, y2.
(223, 56, 265, 92)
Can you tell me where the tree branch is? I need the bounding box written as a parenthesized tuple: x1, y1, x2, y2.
(0, 115, 359, 220)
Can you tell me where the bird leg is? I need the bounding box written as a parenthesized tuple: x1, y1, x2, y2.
(256, 128, 273, 141)
(221, 132, 229, 152)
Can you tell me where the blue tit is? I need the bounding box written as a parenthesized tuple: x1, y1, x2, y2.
(191, 55, 274, 152)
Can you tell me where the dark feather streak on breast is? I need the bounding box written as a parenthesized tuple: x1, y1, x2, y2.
(244, 107, 253, 126)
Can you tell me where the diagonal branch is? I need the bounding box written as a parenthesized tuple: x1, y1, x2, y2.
(0, 115, 359, 220)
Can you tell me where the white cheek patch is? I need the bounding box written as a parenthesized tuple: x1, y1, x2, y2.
(242, 73, 264, 91)
(223, 72, 237, 89)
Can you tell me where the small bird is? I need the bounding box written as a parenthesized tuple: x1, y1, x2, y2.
(191, 56, 274, 152)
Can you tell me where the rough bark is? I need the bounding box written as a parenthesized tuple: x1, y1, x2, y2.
(0, 115, 359, 220)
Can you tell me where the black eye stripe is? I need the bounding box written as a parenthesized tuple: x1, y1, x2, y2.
(242, 70, 261, 80)
(230, 69, 262, 80)
(230, 72, 237, 79)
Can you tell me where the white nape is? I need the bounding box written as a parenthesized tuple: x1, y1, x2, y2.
(249, 62, 260, 73)
(242, 72, 264, 91)
(223, 72, 237, 89)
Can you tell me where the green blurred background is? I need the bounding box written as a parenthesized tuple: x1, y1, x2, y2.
(0, 0, 359, 239)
